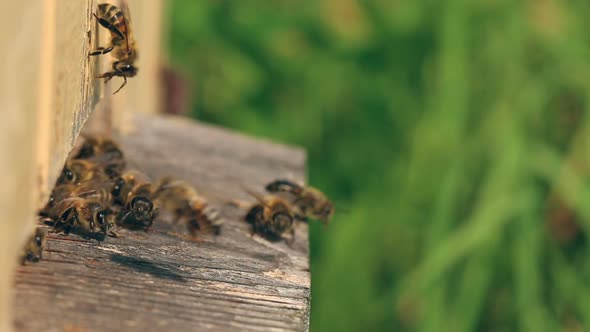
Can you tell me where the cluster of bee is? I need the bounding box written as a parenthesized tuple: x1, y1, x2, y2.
(20, 135, 222, 264)
(19, 2, 335, 263)
(21, 135, 335, 263)
(241, 179, 334, 244)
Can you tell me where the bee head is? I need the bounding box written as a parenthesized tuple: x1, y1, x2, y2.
(103, 141, 124, 158)
(94, 210, 112, 234)
(25, 252, 41, 263)
(130, 196, 153, 220)
(58, 167, 75, 184)
(316, 201, 334, 225)
(115, 62, 138, 77)
(272, 212, 293, 233)
(25, 229, 46, 262)
(77, 140, 97, 159)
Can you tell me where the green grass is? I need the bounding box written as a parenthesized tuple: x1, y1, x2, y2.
(168, 1, 590, 331)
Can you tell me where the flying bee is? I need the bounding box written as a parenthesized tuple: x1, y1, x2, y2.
(20, 227, 46, 264)
(242, 191, 296, 244)
(73, 135, 126, 178)
(113, 171, 158, 231)
(47, 197, 117, 239)
(154, 176, 222, 237)
(89, 1, 138, 94)
(57, 159, 109, 185)
(265, 179, 334, 225)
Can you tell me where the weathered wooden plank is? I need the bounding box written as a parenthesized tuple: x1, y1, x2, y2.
(36, 0, 100, 207)
(0, 2, 44, 330)
(125, 0, 165, 115)
(112, 0, 166, 135)
(14, 113, 310, 332)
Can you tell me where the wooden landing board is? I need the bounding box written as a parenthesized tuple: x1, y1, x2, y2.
(13, 113, 310, 332)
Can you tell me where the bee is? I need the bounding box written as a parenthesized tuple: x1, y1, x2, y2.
(41, 180, 116, 216)
(265, 179, 334, 225)
(113, 171, 158, 231)
(74, 135, 124, 159)
(57, 159, 109, 185)
(20, 227, 46, 264)
(47, 197, 117, 239)
(243, 193, 296, 244)
(154, 177, 222, 237)
(73, 135, 125, 177)
(89, 1, 138, 94)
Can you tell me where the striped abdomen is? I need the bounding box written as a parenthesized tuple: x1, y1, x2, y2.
(97, 3, 128, 41)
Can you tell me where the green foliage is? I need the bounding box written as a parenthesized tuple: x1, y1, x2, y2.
(168, 0, 590, 331)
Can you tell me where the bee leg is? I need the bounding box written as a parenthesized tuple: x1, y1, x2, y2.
(285, 229, 296, 247)
(97, 71, 115, 83)
(89, 46, 114, 56)
(51, 219, 61, 232)
(68, 213, 82, 235)
(249, 226, 257, 237)
(189, 234, 202, 243)
(145, 209, 159, 232)
(113, 76, 127, 95)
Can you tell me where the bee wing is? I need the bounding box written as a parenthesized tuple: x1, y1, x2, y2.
(119, 0, 133, 53)
(154, 176, 181, 192)
(241, 186, 272, 208)
(265, 179, 304, 195)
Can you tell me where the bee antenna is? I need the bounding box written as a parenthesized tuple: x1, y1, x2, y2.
(120, 210, 132, 223)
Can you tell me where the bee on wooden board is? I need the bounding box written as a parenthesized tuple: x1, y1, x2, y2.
(154, 176, 222, 237)
(46, 197, 117, 239)
(244, 193, 296, 244)
(113, 171, 158, 231)
(265, 179, 334, 225)
(89, 1, 138, 94)
(73, 135, 126, 178)
(20, 227, 46, 264)
(41, 180, 116, 216)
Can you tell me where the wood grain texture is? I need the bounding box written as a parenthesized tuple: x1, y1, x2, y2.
(0, 2, 44, 331)
(111, 0, 165, 137)
(125, 0, 165, 115)
(14, 113, 310, 332)
(36, 0, 100, 208)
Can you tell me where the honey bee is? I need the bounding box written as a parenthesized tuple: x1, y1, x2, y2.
(154, 177, 222, 237)
(20, 227, 46, 264)
(243, 192, 296, 244)
(73, 135, 125, 177)
(113, 171, 158, 231)
(57, 159, 109, 185)
(265, 179, 334, 225)
(89, 1, 138, 94)
(47, 197, 117, 239)
(42, 180, 116, 216)
(75, 135, 124, 159)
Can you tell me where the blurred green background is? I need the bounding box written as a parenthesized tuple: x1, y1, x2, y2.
(167, 1, 590, 331)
